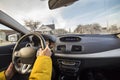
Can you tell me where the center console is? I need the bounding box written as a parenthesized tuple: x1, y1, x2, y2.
(57, 59, 81, 80)
(54, 36, 82, 80)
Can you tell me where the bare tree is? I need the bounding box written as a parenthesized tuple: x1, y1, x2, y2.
(91, 23, 101, 34)
(24, 20, 41, 31)
(108, 24, 118, 34)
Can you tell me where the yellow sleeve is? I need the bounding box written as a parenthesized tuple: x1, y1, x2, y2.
(0, 71, 6, 80)
(29, 56, 52, 80)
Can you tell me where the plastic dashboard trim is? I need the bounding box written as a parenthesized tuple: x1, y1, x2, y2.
(54, 48, 120, 59)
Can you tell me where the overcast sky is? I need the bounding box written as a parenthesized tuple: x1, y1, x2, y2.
(0, 0, 120, 31)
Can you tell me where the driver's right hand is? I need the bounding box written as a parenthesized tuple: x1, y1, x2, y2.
(37, 45, 52, 57)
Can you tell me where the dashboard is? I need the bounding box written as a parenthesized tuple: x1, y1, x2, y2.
(52, 34, 120, 77)
(54, 34, 120, 54)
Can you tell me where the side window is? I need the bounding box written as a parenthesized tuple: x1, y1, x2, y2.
(0, 24, 20, 46)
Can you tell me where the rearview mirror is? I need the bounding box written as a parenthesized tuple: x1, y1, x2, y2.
(48, 0, 78, 9)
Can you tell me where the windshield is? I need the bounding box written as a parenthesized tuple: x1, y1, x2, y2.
(1, 0, 120, 34)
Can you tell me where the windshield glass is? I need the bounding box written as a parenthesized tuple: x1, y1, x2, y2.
(1, 0, 120, 34)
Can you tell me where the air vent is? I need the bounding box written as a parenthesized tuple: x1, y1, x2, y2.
(57, 45, 66, 51)
(71, 45, 82, 52)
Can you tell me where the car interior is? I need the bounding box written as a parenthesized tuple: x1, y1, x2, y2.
(0, 0, 120, 80)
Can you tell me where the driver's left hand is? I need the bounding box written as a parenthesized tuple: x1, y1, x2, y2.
(5, 63, 16, 80)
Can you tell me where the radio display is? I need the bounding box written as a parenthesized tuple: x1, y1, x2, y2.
(60, 37, 81, 42)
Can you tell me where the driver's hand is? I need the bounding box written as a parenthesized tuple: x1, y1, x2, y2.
(5, 63, 16, 80)
(37, 45, 52, 57)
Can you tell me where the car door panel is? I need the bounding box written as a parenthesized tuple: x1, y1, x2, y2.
(0, 44, 15, 70)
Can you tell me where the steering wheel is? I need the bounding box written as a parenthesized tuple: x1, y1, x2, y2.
(12, 32, 46, 74)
